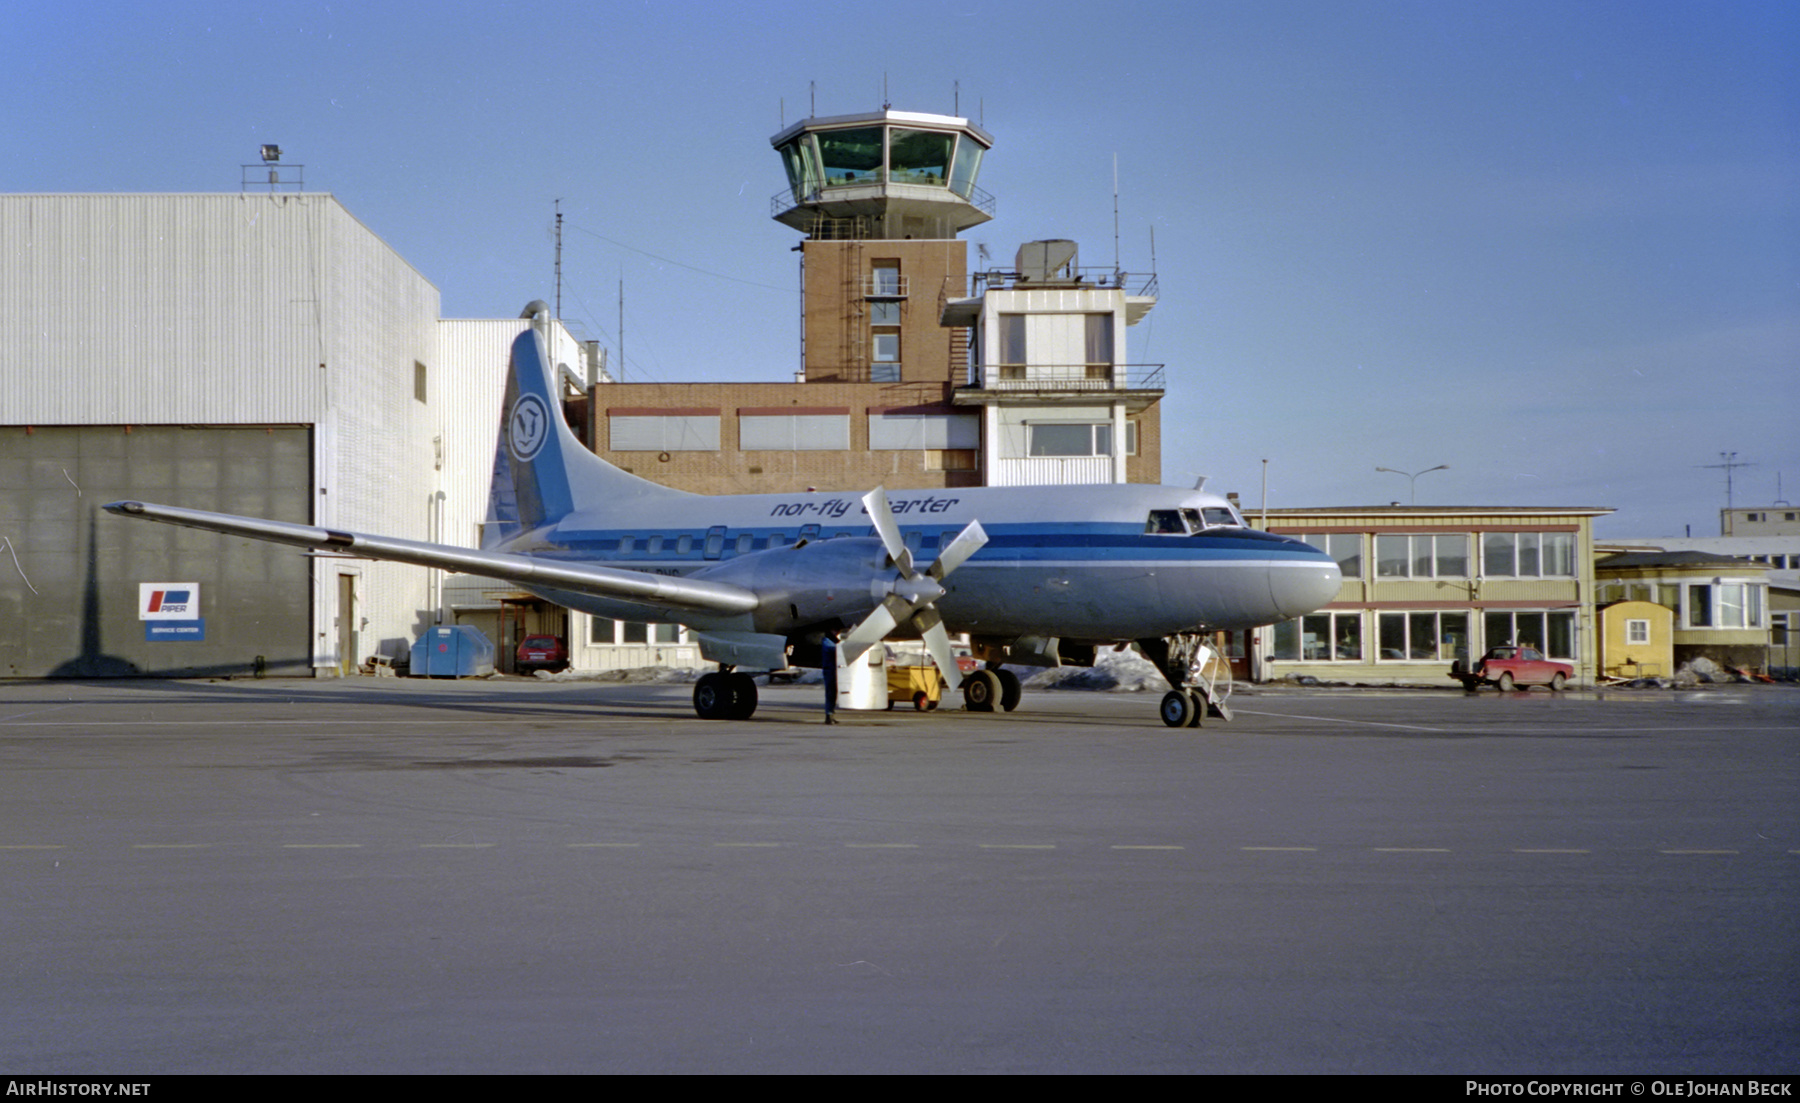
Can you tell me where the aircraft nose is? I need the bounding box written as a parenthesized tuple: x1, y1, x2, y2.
(1267, 557, 1343, 621)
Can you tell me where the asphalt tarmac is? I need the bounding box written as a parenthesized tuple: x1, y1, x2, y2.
(1, 676, 1795, 1074)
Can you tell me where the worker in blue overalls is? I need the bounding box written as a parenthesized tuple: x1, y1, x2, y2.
(821, 631, 840, 724)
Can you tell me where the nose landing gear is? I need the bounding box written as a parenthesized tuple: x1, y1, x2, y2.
(1141, 633, 1234, 728)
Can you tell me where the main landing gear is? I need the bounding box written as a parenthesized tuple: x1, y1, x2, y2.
(693, 668, 758, 720)
(1140, 633, 1234, 729)
(961, 665, 1022, 713)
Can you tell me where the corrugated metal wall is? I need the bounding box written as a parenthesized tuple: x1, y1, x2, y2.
(0, 425, 313, 677)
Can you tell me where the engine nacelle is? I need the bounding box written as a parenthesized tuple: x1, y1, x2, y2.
(689, 537, 891, 635)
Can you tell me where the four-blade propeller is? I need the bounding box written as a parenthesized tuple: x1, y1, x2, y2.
(839, 487, 987, 690)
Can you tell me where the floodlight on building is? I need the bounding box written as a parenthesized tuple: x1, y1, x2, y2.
(261, 145, 281, 163)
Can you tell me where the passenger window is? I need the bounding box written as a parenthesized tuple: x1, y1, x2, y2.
(676, 534, 693, 555)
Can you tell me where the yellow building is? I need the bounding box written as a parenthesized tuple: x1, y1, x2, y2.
(1257, 505, 1613, 686)
(1596, 600, 1676, 680)
(1594, 551, 1774, 673)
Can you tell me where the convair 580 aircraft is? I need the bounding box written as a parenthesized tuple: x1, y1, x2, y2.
(107, 312, 1340, 725)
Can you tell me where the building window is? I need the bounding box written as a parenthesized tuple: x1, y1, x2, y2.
(869, 411, 979, 451)
(869, 263, 903, 297)
(1684, 583, 1765, 629)
(1084, 314, 1114, 378)
(1484, 610, 1576, 659)
(608, 412, 721, 451)
(1625, 619, 1651, 645)
(1482, 532, 1576, 578)
(871, 332, 900, 382)
(1375, 534, 1469, 578)
(1378, 611, 1471, 662)
(739, 412, 851, 451)
(1272, 612, 1363, 661)
(817, 126, 884, 186)
(1299, 534, 1364, 579)
(998, 314, 1026, 371)
(888, 129, 954, 185)
(414, 361, 428, 404)
(1028, 423, 1113, 457)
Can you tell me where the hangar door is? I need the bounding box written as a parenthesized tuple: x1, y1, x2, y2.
(0, 425, 313, 678)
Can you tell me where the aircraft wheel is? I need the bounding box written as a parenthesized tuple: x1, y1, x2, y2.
(996, 668, 1022, 712)
(1160, 690, 1195, 728)
(1188, 690, 1207, 727)
(963, 669, 999, 712)
(726, 672, 758, 719)
(1549, 672, 1566, 691)
(693, 673, 730, 720)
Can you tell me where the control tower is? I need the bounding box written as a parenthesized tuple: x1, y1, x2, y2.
(770, 109, 994, 384)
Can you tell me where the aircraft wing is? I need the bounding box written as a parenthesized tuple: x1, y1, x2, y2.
(103, 500, 760, 616)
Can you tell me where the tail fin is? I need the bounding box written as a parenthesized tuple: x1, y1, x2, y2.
(485, 315, 689, 548)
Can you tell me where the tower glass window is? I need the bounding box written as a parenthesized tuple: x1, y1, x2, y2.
(778, 137, 822, 198)
(888, 129, 954, 185)
(817, 128, 884, 185)
(948, 139, 984, 199)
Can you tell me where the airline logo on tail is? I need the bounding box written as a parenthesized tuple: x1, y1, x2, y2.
(508, 393, 551, 462)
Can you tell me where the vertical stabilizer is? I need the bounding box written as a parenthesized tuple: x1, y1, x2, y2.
(485, 312, 690, 548)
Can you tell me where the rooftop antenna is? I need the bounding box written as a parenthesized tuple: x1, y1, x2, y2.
(1774, 472, 1790, 507)
(954, 79, 959, 116)
(1112, 153, 1121, 277)
(553, 199, 563, 319)
(810, 80, 816, 117)
(883, 72, 890, 111)
(1698, 451, 1754, 511)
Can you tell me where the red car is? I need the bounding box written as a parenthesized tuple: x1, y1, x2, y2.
(1451, 645, 1572, 691)
(515, 635, 569, 673)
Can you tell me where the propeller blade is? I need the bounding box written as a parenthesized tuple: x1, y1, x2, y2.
(928, 518, 988, 581)
(861, 486, 913, 576)
(839, 594, 905, 663)
(910, 605, 964, 692)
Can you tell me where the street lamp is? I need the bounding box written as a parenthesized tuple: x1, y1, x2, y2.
(1376, 464, 1449, 505)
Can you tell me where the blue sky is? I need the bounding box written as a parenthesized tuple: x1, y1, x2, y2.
(5, 0, 1795, 537)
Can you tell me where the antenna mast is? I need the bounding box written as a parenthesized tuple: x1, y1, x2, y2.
(1698, 451, 1755, 511)
(553, 199, 563, 318)
(1112, 153, 1121, 277)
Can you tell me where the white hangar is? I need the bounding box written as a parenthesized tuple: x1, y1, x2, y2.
(0, 192, 597, 678)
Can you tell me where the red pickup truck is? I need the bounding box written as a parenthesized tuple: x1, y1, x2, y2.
(1450, 645, 1572, 691)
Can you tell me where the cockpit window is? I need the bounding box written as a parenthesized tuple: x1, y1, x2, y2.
(1145, 510, 1187, 535)
(1148, 506, 1247, 535)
